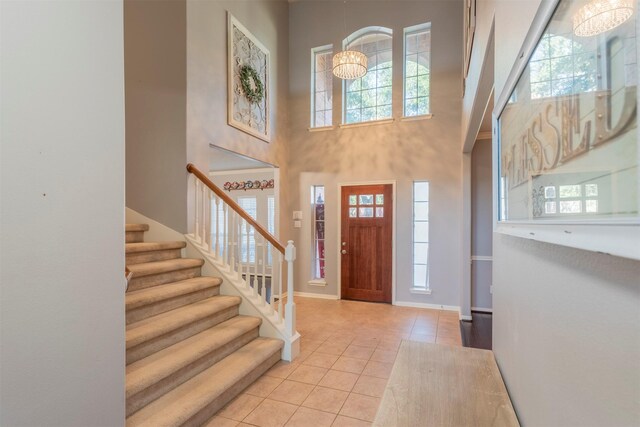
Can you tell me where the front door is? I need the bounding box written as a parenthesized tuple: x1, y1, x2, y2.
(340, 184, 392, 303)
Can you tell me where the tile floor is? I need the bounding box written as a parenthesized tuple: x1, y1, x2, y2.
(208, 297, 462, 427)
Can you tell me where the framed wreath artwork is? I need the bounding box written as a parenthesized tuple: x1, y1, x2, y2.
(227, 13, 271, 142)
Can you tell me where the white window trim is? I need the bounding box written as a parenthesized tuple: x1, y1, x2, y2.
(311, 44, 333, 129)
(403, 22, 432, 118)
(341, 26, 394, 126)
(412, 181, 430, 291)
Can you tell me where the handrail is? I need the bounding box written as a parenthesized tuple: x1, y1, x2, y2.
(186, 163, 285, 254)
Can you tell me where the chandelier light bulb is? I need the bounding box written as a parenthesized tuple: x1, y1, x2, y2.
(573, 0, 634, 37)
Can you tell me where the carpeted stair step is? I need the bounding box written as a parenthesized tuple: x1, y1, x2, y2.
(126, 337, 283, 427)
(126, 277, 223, 324)
(127, 258, 205, 291)
(126, 241, 187, 265)
(126, 224, 149, 243)
(126, 316, 262, 417)
(126, 296, 241, 364)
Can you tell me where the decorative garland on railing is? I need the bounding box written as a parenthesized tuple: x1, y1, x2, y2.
(239, 65, 265, 104)
(224, 179, 274, 192)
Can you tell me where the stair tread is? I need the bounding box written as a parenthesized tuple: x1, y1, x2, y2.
(126, 296, 241, 350)
(126, 316, 262, 398)
(128, 258, 204, 277)
(127, 224, 150, 232)
(126, 277, 222, 311)
(126, 241, 186, 254)
(126, 337, 283, 427)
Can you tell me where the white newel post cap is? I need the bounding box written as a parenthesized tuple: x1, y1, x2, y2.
(285, 240, 296, 262)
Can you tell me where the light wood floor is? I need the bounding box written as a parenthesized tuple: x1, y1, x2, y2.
(209, 297, 462, 427)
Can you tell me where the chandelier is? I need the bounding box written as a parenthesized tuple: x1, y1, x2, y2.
(333, 50, 368, 80)
(332, 1, 368, 80)
(573, 0, 634, 37)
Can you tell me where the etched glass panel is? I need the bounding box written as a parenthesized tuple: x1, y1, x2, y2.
(586, 199, 598, 213)
(376, 207, 384, 217)
(560, 200, 581, 213)
(359, 207, 374, 217)
(559, 185, 581, 198)
(544, 186, 556, 199)
(349, 207, 357, 218)
(376, 194, 384, 204)
(359, 195, 374, 205)
(545, 201, 557, 214)
(349, 195, 357, 205)
(585, 184, 598, 197)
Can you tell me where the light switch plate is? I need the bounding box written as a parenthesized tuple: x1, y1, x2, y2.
(293, 211, 303, 220)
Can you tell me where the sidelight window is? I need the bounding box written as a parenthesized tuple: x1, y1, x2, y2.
(412, 181, 430, 290)
(311, 186, 325, 280)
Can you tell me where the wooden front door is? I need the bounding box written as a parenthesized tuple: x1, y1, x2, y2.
(341, 184, 392, 303)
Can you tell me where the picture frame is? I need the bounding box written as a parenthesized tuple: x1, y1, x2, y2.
(493, 0, 639, 260)
(227, 12, 271, 142)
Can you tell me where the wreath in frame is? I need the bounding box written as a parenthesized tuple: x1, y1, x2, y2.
(239, 65, 265, 104)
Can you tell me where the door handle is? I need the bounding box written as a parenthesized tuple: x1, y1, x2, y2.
(341, 249, 347, 255)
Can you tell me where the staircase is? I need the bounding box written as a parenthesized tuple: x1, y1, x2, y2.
(125, 223, 283, 427)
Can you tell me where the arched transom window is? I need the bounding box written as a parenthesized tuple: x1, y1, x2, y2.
(343, 27, 393, 124)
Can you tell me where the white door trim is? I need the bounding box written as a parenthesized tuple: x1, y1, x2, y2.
(336, 180, 397, 304)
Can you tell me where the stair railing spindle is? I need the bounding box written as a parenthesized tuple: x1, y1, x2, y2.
(261, 236, 267, 305)
(194, 179, 200, 241)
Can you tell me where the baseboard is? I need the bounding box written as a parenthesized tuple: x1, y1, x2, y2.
(293, 291, 339, 300)
(471, 307, 493, 313)
(393, 300, 460, 312)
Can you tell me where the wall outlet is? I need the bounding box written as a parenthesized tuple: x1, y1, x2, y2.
(294, 220, 302, 228)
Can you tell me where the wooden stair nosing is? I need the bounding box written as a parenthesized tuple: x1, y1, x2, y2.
(125, 338, 284, 427)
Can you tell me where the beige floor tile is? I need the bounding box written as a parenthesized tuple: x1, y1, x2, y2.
(303, 352, 340, 369)
(266, 360, 300, 379)
(437, 322, 461, 337)
(362, 361, 393, 379)
(316, 341, 349, 356)
(331, 415, 372, 427)
(411, 323, 438, 336)
(268, 380, 315, 405)
(296, 349, 313, 362)
(202, 416, 239, 427)
(245, 375, 284, 398)
(301, 339, 324, 352)
(301, 386, 349, 413)
(369, 349, 397, 364)
(375, 339, 402, 352)
(339, 393, 380, 422)
(436, 335, 461, 346)
(318, 369, 359, 392)
(350, 337, 380, 348)
(351, 375, 388, 398)
(243, 399, 298, 427)
(288, 365, 329, 385)
(217, 394, 264, 421)
(285, 406, 336, 427)
(342, 345, 374, 360)
(331, 356, 367, 374)
(408, 332, 436, 343)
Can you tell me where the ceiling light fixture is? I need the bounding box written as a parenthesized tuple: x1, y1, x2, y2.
(333, 1, 367, 80)
(573, 0, 634, 37)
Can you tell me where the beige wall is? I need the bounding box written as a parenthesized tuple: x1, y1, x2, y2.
(1, 1, 125, 424)
(125, 0, 188, 233)
(187, 0, 291, 244)
(288, 0, 464, 306)
(462, 0, 640, 424)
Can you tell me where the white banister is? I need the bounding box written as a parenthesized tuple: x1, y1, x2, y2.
(186, 164, 299, 360)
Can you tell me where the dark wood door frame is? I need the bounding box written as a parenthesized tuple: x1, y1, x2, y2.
(337, 181, 396, 303)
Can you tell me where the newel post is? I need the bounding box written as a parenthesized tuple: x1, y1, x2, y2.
(284, 240, 296, 337)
